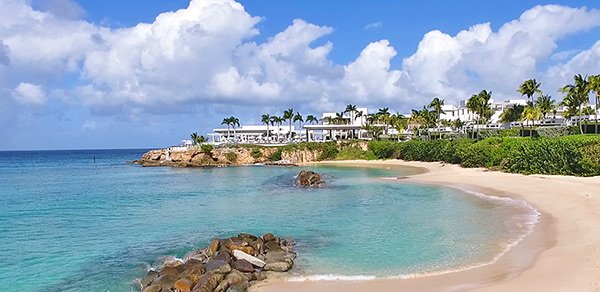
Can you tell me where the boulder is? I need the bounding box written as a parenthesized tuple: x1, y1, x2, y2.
(265, 250, 296, 263)
(232, 250, 265, 268)
(141, 270, 159, 287)
(207, 239, 220, 256)
(205, 259, 232, 274)
(212, 251, 232, 263)
(263, 240, 282, 252)
(180, 263, 205, 284)
(193, 272, 224, 292)
(229, 244, 256, 256)
(214, 270, 247, 292)
(142, 285, 162, 292)
(225, 281, 249, 292)
(160, 265, 180, 277)
(233, 259, 254, 273)
(151, 274, 178, 290)
(262, 233, 275, 242)
(263, 261, 293, 272)
(174, 278, 194, 292)
(294, 170, 325, 187)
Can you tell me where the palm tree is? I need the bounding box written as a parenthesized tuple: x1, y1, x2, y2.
(377, 107, 391, 135)
(522, 104, 541, 126)
(588, 75, 600, 134)
(428, 97, 445, 127)
(221, 117, 231, 138)
(270, 115, 280, 141)
(190, 132, 204, 146)
(535, 94, 555, 120)
(561, 74, 590, 134)
(293, 112, 303, 138)
(499, 105, 525, 124)
(345, 104, 357, 125)
(229, 116, 240, 142)
(283, 108, 294, 139)
(518, 79, 542, 105)
(390, 113, 408, 141)
(305, 115, 319, 124)
(466, 90, 493, 139)
(261, 114, 271, 139)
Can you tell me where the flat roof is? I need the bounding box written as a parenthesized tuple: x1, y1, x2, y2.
(303, 124, 363, 130)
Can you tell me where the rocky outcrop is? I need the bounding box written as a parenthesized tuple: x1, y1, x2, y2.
(137, 233, 296, 292)
(294, 170, 325, 187)
(133, 147, 278, 167)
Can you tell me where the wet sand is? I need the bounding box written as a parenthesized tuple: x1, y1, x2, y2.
(253, 160, 600, 292)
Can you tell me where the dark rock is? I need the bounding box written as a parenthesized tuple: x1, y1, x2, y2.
(262, 233, 275, 242)
(142, 284, 162, 292)
(229, 244, 256, 256)
(238, 233, 258, 241)
(233, 259, 254, 273)
(263, 240, 282, 252)
(294, 170, 325, 187)
(193, 272, 224, 292)
(253, 271, 267, 281)
(265, 250, 296, 263)
(151, 274, 178, 290)
(141, 270, 159, 287)
(206, 259, 232, 274)
(225, 280, 249, 292)
(263, 261, 293, 272)
(160, 265, 180, 277)
(215, 270, 247, 292)
(212, 251, 232, 263)
(180, 262, 205, 284)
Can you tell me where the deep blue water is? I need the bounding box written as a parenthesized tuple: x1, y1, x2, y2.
(0, 149, 536, 291)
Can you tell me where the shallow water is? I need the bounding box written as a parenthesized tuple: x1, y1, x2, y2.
(0, 150, 536, 291)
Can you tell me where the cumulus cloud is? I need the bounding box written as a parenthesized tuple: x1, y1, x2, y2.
(13, 82, 46, 105)
(31, 0, 86, 20)
(0, 0, 599, 119)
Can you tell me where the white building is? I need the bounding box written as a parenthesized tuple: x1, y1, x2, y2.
(210, 125, 298, 144)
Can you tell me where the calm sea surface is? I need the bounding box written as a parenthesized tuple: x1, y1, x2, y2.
(0, 149, 537, 291)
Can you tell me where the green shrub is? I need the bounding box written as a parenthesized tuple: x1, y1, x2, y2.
(269, 149, 282, 161)
(317, 142, 339, 160)
(281, 142, 339, 161)
(200, 144, 213, 153)
(368, 141, 402, 159)
(250, 148, 262, 159)
(225, 152, 238, 162)
(458, 137, 505, 168)
(335, 147, 376, 160)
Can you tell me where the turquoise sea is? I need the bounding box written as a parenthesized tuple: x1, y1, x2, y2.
(0, 149, 538, 291)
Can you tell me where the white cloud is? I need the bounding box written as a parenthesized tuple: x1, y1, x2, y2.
(13, 82, 46, 105)
(0, 0, 599, 118)
(31, 0, 86, 20)
(364, 22, 382, 30)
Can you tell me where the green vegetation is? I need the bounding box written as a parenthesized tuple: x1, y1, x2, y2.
(370, 135, 600, 176)
(200, 144, 213, 154)
(250, 147, 262, 159)
(335, 147, 376, 161)
(225, 152, 238, 162)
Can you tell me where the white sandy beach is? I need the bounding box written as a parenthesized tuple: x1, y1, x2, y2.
(253, 160, 600, 292)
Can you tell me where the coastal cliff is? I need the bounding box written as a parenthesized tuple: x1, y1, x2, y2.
(134, 141, 370, 167)
(133, 147, 279, 167)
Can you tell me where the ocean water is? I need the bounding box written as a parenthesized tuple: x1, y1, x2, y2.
(0, 149, 538, 292)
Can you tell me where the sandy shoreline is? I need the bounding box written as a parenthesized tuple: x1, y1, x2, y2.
(253, 160, 600, 291)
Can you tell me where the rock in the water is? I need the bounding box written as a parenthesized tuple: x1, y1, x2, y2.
(174, 278, 194, 292)
(229, 244, 256, 256)
(205, 259, 232, 274)
(193, 272, 224, 292)
(262, 233, 275, 242)
(141, 270, 159, 287)
(207, 239, 220, 256)
(265, 250, 296, 263)
(233, 259, 254, 273)
(232, 250, 265, 268)
(263, 261, 293, 272)
(294, 170, 325, 187)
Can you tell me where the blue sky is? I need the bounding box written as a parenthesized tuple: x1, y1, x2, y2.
(1, 0, 599, 150)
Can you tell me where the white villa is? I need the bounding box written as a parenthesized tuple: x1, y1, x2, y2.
(200, 99, 597, 146)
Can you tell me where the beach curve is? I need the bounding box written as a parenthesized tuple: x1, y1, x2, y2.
(252, 160, 600, 292)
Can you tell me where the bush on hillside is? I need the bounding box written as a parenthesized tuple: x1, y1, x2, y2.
(335, 147, 376, 160)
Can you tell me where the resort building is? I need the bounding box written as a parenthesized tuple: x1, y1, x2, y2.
(209, 125, 299, 144)
(303, 107, 369, 141)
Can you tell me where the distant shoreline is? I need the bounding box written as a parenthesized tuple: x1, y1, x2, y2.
(253, 160, 600, 292)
